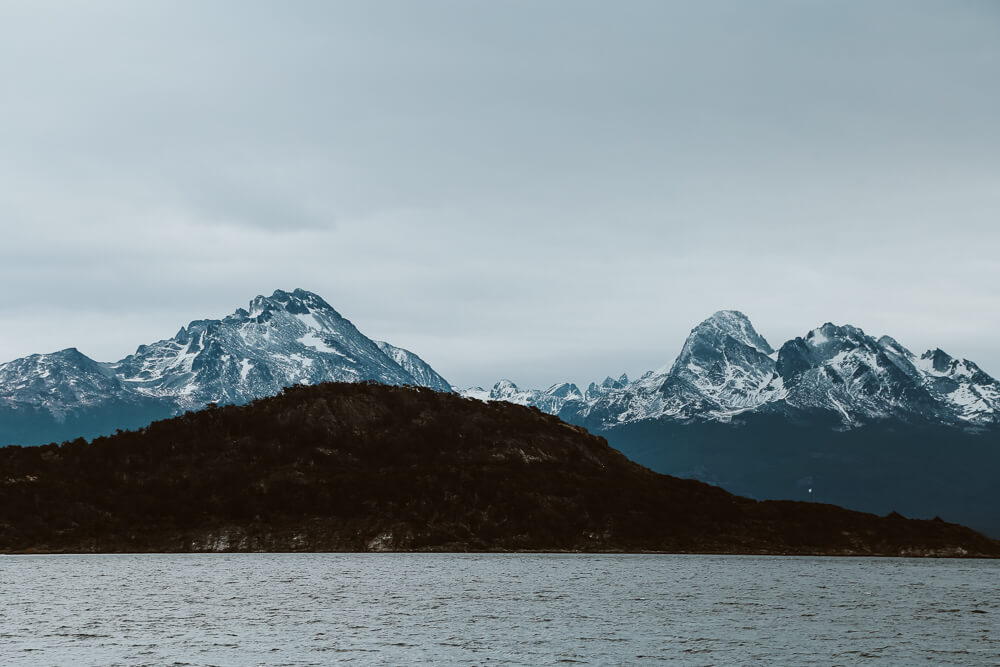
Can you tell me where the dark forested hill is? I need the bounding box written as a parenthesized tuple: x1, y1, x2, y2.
(1, 382, 997, 556)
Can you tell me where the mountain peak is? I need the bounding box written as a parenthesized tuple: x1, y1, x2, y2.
(804, 322, 867, 348)
(685, 310, 774, 356)
(921, 348, 954, 373)
(877, 335, 911, 357)
(274, 288, 333, 308)
(248, 288, 336, 319)
(545, 382, 583, 400)
(600, 374, 629, 389)
(709, 309, 750, 322)
(646, 310, 780, 419)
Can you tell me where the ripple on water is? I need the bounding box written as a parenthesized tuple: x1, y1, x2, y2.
(0, 554, 998, 666)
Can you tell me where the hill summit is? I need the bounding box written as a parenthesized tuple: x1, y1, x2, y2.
(1, 382, 996, 556)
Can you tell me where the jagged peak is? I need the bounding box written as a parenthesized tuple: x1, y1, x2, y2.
(917, 348, 985, 378)
(877, 335, 903, 349)
(544, 382, 582, 399)
(182, 319, 217, 335)
(777, 323, 879, 377)
(272, 288, 334, 310)
(681, 310, 774, 356)
(804, 322, 868, 347)
(877, 335, 914, 359)
(248, 288, 337, 319)
(593, 374, 629, 391)
(709, 309, 751, 323)
(224, 308, 249, 323)
(921, 348, 954, 372)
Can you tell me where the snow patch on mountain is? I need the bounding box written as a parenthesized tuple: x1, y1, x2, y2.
(374, 341, 452, 393)
(461, 378, 585, 415)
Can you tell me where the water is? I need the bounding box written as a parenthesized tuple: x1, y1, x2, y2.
(1, 554, 997, 666)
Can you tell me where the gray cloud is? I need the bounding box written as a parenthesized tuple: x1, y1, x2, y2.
(1, 1, 998, 388)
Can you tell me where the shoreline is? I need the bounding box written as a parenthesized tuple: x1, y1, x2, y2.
(4, 548, 998, 559)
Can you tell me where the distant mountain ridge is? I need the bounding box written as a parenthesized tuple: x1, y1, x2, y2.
(464, 310, 1000, 430)
(0, 289, 451, 445)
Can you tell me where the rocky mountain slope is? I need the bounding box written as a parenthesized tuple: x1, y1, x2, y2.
(2, 382, 996, 556)
(375, 340, 452, 393)
(0, 289, 451, 446)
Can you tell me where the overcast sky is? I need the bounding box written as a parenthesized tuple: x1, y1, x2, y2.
(1, 1, 998, 389)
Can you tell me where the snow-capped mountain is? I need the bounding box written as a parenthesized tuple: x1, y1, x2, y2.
(771, 324, 942, 425)
(564, 311, 781, 425)
(915, 347, 1000, 423)
(461, 379, 585, 414)
(584, 374, 630, 401)
(0, 289, 452, 445)
(112, 289, 429, 409)
(460, 375, 630, 414)
(463, 311, 1000, 429)
(0, 348, 161, 421)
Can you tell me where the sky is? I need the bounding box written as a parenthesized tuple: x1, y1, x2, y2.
(1, 1, 998, 390)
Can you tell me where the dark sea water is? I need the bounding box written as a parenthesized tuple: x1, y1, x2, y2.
(0, 553, 997, 665)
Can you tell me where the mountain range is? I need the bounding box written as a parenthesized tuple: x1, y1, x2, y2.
(0, 289, 451, 446)
(3, 293, 998, 536)
(462, 310, 1000, 430)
